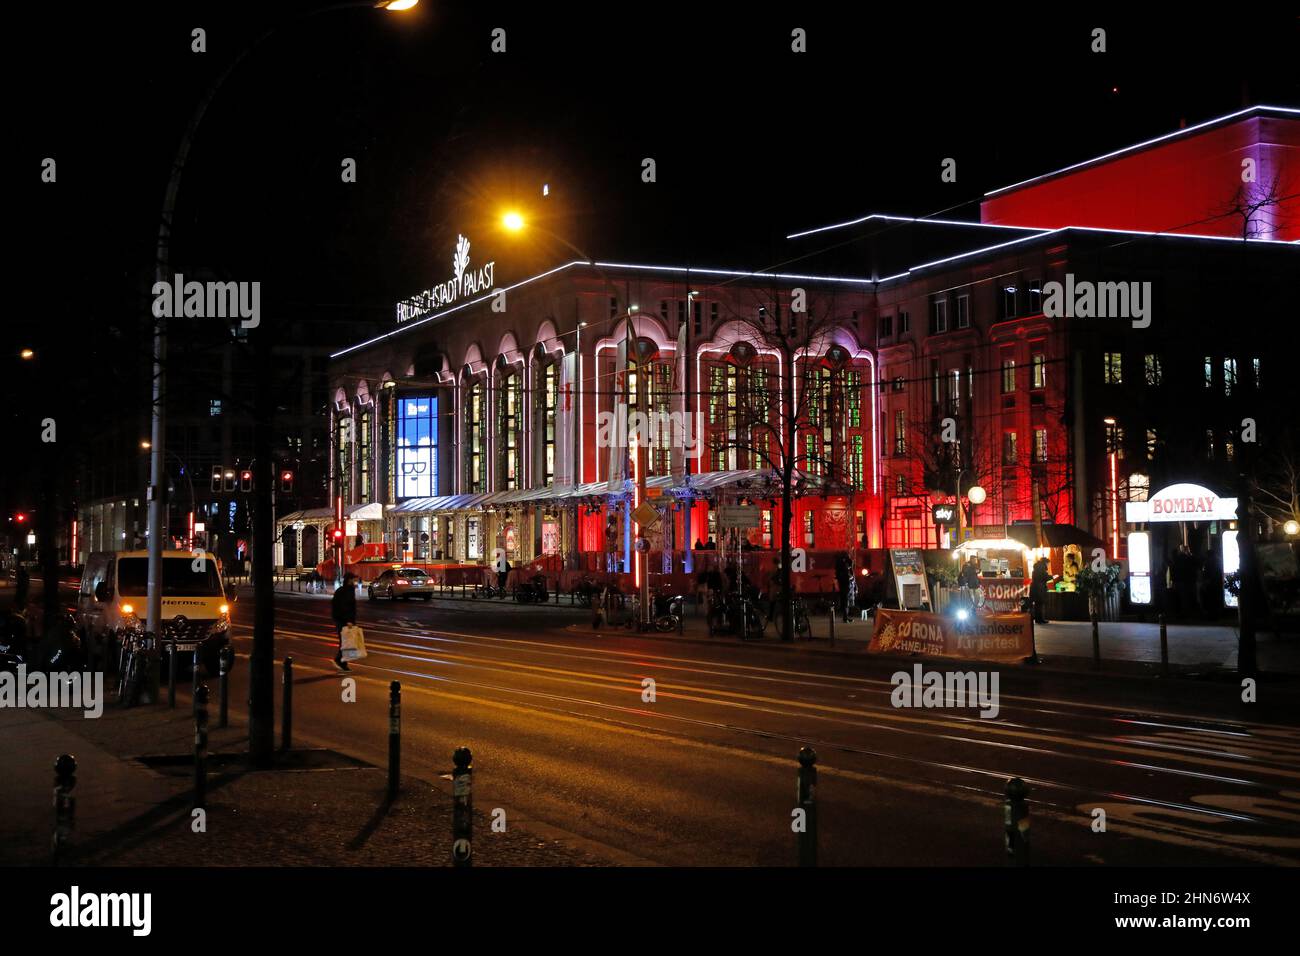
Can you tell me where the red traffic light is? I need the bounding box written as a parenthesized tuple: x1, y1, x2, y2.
(331, 528, 345, 541)
(14, 513, 27, 524)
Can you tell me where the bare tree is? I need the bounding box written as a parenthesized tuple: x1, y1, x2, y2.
(701, 284, 863, 641)
(1222, 173, 1292, 241)
(1255, 425, 1300, 527)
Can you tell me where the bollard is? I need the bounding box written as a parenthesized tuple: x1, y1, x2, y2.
(192, 648, 201, 718)
(452, 746, 473, 867)
(387, 681, 401, 801)
(1004, 777, 1030, 866)
(797, 746, 818, 866)
(168, 633, 177, 709)
(1091, 612, 1101, 670)
(828, 606, 835, 643)
(281, 656, 293, 752)
(218, 646, 231, 728)
(194, 685, 209, 810)
(1159, 613, 1169, 676)
(52, 754, 76, 865)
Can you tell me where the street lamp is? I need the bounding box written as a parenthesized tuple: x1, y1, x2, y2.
(1285, 519, 1300, 537)
(20, 348, 34, 360)
(966, 484, 987, 540)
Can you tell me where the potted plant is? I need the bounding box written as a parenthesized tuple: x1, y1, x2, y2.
(1076, 562, 1123, 621)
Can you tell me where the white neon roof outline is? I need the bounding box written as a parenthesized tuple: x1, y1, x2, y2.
(983, 105, 1300, 198)
(876, 223, 1299, 285)
(786, 212, 1048, 241)
(332, 260, 876, 359)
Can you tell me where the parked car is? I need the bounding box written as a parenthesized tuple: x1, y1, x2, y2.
(368, 568, 434, 601)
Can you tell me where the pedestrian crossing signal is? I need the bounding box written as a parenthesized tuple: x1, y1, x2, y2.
(240, 470, 253, 492)
(280, 470, 294, 494)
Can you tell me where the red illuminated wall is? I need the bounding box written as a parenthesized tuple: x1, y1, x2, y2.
(981, 113, 1300, 241)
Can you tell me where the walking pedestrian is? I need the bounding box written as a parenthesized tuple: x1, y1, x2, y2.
(331, 573, 358, 671)
(1030, 556, 1051, 624)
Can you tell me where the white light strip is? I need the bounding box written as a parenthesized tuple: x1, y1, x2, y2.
(333, 260, 875, 359)
(786, 213, 1048, 240)
(984, 105, 1300, 198)
(877, 223, 1300, 286)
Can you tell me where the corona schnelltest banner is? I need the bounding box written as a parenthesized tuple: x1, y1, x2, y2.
(869, 608, 1034, 662)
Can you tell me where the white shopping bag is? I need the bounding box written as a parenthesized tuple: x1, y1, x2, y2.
(340, 624, 368, 662)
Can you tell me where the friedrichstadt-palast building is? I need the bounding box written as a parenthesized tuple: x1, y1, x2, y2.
(311, 105, 1297, 605)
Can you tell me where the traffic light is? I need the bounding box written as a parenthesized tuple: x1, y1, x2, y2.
(223, 469, 237, 492)
(240, 470, 253, 492)
(14, 512, 27, 525)
(211, 466, 223, 493)
(331, 526, 345, 546)
(279, 469, 294, 494)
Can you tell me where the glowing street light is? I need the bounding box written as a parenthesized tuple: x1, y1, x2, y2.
(1285, 519, 1300, 537)
(20, 349, 34, 360)
(966, 485, 987, 505)
(376, 0, 419, 10)
(502, 210, 525, 232)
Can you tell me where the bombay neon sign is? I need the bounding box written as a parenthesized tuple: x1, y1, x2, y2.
(1125, 483, 1238, 523)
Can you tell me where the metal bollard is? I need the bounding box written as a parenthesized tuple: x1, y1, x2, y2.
(1159, 613, 1169, 675)
(678, 603, 684, 635)
(1004, 777, 1030, 866)
(52, 754, 76, 865)
(387, 681, 401, 801)
(452, 746, 473, 867)
(218, 646, 231, 728)
(168, 633, 177, 709)
(828, 606, 835, 643)
(281, 656, 293, 752)
(1091, 613, 1101, 670)
(192, 648, 201, 718)
(194, 685, 209, 810)
(797, 746, 818, 866)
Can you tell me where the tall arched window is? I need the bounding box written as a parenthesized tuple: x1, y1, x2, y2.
(464, 380, 485, 492)
(497, 367, 522, 490)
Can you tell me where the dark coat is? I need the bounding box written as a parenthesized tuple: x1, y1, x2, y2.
(1030, 560, 1051, 600)
(331, 583, 357, 625)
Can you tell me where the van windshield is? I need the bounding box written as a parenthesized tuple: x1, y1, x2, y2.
(117, 558, 224, 597)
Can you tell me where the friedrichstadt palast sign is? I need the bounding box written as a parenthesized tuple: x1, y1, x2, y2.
(396, 233, 497, 324)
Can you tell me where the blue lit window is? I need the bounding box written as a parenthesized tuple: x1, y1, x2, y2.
(397, 396, 437, 499)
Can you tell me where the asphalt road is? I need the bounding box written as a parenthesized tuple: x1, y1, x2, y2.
(191, 586, 1300, 867)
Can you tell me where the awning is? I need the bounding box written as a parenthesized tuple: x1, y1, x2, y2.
(278, 503, 384, 526)
(1007, 524, 1106, 550)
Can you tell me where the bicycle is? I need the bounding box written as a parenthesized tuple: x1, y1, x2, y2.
(115, 629, 152, 707)
(474, 582, 507, 600)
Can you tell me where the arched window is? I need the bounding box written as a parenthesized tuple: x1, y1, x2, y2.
(497, 366, 522, 490)
(464, 379, 485, 492)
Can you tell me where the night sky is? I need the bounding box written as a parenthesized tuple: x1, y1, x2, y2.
(7, 2, 1298, 517)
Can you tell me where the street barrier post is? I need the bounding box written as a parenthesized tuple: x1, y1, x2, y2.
(52, 754, 76, 865)
(168, 633, 177, 709)
(1159, 613, 1169, 675)
(218, 646, 231, 728)
(797, 746, 818, 867)
(452, 746, 473, 867)
(194, 685, 209, 811)
(1004, 777, 1030, 866)
(387, 681, 401, 801)
(1091, 611, 1101, 670)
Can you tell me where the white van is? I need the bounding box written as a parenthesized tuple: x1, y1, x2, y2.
(76, 550, 234, 672)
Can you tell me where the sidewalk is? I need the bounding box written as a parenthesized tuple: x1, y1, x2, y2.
(566, 608, 1300, 677)
(0, 695, 611, 867)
